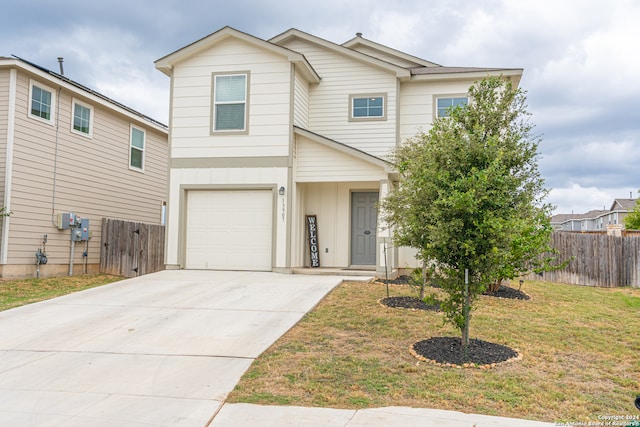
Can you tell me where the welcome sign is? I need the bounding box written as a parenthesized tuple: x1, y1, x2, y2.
(306, 215, 320, 268)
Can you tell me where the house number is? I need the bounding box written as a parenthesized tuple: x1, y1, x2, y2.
(282, 198, 285, 222)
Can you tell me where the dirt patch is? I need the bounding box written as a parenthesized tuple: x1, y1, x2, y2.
(379, 296, 440, 311)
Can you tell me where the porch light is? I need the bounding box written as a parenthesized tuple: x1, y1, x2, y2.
(279, 186, 285, 196)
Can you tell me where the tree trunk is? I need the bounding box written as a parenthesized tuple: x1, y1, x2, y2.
(420, 261, 427, 300)
(462, 268, 470, 361)
(488, 278, 503, 293)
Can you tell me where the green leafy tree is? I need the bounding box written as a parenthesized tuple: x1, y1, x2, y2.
(382, 76, 552, 356)
(624, 195, 640, 230)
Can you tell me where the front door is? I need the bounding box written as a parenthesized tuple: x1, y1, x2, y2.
(351, 192, 379, 266)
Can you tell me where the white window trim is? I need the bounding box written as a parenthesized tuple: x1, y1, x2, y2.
(348, 93, 387, 122)
(211, 71, 250, 135)
(28, 79, 56, 126)
(129, 124, 145, 172)
(70, 98, 94, 138)
(434, 94, 469, 119)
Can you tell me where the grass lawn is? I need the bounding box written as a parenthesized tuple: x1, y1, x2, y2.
(228, 279, 640, 424)
(0, 274, 123, 311)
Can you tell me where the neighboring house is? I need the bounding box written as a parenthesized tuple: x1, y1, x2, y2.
(154, 26, 522, 274)
(607, 198, 637, 228)
(0, 56, 168, 278)
(551, 198, 638, 231)
(550, 210, 608, 231)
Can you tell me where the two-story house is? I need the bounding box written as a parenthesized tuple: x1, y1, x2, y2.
(552, 198, 638, 232)
(155, 27, 522, 274)
(0, 56, 168, 278)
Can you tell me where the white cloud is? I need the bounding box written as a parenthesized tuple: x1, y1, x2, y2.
(548, 184, 637, 214)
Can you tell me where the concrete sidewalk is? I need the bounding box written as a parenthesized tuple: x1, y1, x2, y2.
(0, 270, 353, 426)
(211, 404, 554, 426)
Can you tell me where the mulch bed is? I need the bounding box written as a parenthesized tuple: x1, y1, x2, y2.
(379, 296, 441, 311)
(411, 337, 521, 368)
(483, 285, 530, 300)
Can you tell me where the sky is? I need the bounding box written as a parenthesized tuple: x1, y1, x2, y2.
(2, 0, 638, 215)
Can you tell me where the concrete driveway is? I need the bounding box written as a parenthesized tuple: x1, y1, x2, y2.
(0, 270, 358, 426)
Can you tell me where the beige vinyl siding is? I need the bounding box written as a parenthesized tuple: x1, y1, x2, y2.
(293, 70, 309, 128)
(296, 136, 386, 182)
(399, 80, 474, 143)
(0, 69, 9, 210)
(281, 39, 397, 158)
(170, 38, 292, 158)
(0, 69, 10, 250)
(5, 71, 167, 266)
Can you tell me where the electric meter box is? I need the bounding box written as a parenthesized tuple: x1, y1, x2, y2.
(71, 219, 90, 241)
(79, 218, 89, 241)
(57, 212, 78, 230)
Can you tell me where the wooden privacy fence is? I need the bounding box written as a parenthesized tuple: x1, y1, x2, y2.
(100, 218, 165, 278)
(531, 232, 640, 288)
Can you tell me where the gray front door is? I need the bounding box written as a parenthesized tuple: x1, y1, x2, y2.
(351, 192, 379, 266)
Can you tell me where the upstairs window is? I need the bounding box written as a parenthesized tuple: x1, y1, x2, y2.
(29, 81, 55, 124)
(72, 99, 93, 137)
(213, 73, 248, 132)
(129, 125, 145, 171)
(349, 94, 386, 121)
(436, 96, 468, 118)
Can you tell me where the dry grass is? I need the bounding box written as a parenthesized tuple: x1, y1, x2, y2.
(0, 274, 123, 311)
(228, 280, 640, 423)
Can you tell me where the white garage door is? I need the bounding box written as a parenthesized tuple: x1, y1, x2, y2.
(185, 190, 273, 271)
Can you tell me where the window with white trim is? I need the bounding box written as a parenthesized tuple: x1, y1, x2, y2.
(71, 99, 93, 137)
(349, 94, 386, 121)
(212, 73, 248, 132)
(436, 96, 468, 118)
(29, 81, 55, 124)
(129, 125, 145, 171)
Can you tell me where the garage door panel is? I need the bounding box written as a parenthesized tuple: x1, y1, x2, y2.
(186, 190, 273, 271)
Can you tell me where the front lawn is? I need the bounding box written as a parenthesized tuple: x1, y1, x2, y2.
(0, 274, 123, 311)
(228, 280, 640, 424)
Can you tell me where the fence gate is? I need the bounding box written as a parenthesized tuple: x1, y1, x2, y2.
(100, 218, 165, 278)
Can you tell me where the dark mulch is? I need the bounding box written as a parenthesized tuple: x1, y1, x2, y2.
(380, 296, 441, 311)
(413, 337, 518, 366)
(483, 285, 530, 300)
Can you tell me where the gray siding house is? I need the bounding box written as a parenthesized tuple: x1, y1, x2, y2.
(551, 198, 638, 231)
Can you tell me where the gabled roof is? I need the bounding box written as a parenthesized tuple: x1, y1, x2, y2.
(341, 33, 440, 68)
(271, 28, 522, 85)
(269, 28, 412, 81)
(293, 126, 392, 172)
(155, 26, 320, 83)
(610, 198, 637, 211)
(2, 56, 167, 131)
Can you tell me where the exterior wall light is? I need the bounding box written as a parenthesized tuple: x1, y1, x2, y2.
(279, 186, 285, 196)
